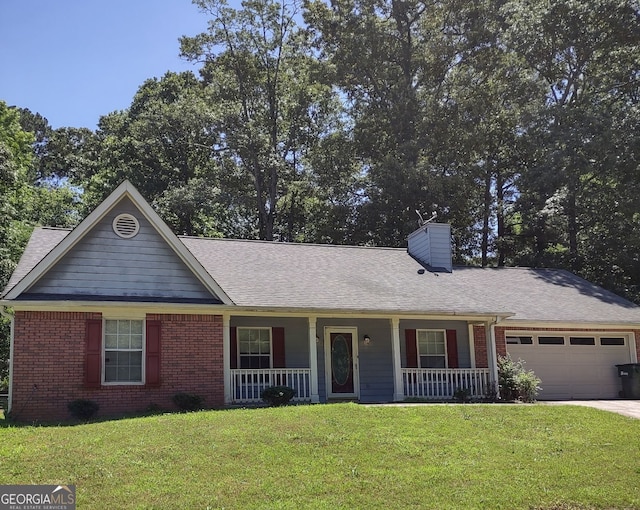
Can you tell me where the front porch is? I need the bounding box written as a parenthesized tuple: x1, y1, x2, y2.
(224, 315, 499, 405)
(230, 367, 493, 403)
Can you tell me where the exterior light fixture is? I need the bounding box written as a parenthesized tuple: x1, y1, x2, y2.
(363, 334, 371, 345)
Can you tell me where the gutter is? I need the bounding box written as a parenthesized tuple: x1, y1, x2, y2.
(0, 305, 14, 414)
(2, 299, 515, 321)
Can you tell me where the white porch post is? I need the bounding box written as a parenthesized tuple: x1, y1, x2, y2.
(468, 323, 476, 368)
(222, 312, 232, 404)
(308, 316, 320, 403)
(391, 317, 404, 401)
(629, 332, 638, 363)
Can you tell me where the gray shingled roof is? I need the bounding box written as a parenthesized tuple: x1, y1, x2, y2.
(2, 227, 70, 297)
(181, 237, 502, 316)
(4, 227, 640, 324)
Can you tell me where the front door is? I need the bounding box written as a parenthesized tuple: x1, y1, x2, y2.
(325, 328, 359, 398)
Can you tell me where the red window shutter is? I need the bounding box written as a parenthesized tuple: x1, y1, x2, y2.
(146, 320, 161, 387)
(446, 329, 459, 368)
(405, 329, 418, 368)
(272, 327, 286, 368)
(85, 319, 102, 388)
(230, 327, 237, 369)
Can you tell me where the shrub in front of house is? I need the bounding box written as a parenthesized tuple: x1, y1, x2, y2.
(453, 387, 471, 403)
(261, 386, 296, 407)
(498, 354, 541, 402)
(172, 392, 204, 412)
(68, 399, 99, 420)
(483, 382, 498, 402)
(145, 402, 164, 415)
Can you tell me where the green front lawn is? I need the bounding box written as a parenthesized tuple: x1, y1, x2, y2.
(1, 404, 639, 509)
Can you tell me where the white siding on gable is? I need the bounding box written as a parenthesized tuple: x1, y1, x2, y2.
(407, 223, 452, 272)
(25, 197, 217, 302)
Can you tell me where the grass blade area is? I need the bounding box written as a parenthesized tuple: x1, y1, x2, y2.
(1, 403, 640, 509)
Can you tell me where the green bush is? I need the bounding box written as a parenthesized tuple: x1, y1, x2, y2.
(515, 370, 542, 403)
(484, 382, 498, 402)
(453, 387, 471, 403)
(67, 399, 99, 420)
(172, 392, 204, 412)
(498, 355, 541, 402)
(145, 402, 163, 415)
(0, 375, 8, 393)
(261, 386, 296, 407)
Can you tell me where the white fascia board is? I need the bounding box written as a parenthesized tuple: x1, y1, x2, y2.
(198, 308, 510, 320)
(4, 300, 228, 316)
(498, 319, 640, 330)
(3, 299, 512, 322)
(4, 181, 234, 305)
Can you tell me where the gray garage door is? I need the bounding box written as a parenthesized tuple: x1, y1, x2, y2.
(506, 333, 633, 399)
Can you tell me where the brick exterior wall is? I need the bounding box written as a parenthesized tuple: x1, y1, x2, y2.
(472, 325, 489, 368)
(633, 330, 640, 361)
(494, 327, 508, 358)
(11, 311, 224, 422)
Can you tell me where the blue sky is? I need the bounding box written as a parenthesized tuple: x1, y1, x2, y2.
(0, 1, 212, 130)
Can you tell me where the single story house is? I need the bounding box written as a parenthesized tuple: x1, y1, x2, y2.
(2, 181, 639, 421)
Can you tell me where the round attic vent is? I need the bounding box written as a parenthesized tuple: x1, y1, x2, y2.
(112, 213, 140, 239)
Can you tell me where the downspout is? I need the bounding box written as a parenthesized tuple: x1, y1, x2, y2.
(489, 318, 500, 399)
(0, 305, 14, 414)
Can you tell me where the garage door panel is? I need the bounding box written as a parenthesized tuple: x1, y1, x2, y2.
(507, 335, 631, 400)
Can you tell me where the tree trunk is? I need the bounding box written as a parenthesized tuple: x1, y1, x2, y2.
(481, 169, 492, 267)
(567, 180, 579, 271)
(496, 170, 505, 267)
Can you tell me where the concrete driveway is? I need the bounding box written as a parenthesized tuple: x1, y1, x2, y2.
(544, 400, 640, 419)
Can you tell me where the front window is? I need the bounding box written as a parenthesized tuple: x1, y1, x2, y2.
(417, 330, 446, 368)
(104, 319, 143, 383)
(238, 328, 271, 369)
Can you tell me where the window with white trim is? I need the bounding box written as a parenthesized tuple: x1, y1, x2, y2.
(238, 327, 271, 369)
(104, 319, 144, 383)
(417, 330, 447, 368)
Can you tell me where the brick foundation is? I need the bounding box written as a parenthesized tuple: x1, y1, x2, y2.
(11, 311, 224, 422)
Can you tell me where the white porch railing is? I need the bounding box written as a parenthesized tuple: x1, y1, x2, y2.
(402, 368, 492, 400)
(231, 369, 312, 403)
